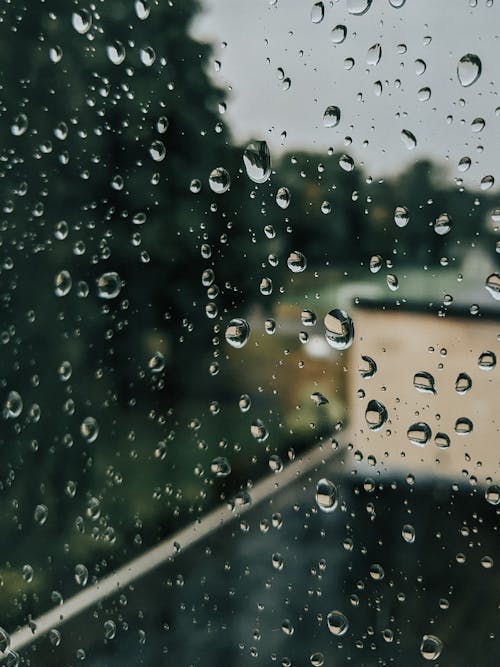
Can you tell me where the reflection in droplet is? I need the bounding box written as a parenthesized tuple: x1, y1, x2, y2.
(323, 106, 341, 128)
(413, 371, 436, 394)
(55, 270, 72, 297)
(287, 250, 307, 273)
(310, 652, 324, 667)
(402, 524, 416, 543)
(315, 478, 338, 512)
(369, 563, 385, 580)
(11, 113, 28, 136)
(140, 46, 156, 66)
(209, 167, 231, 194)
(365, 400, 387, 431)
(434, 213, 452, 235)
(394, 206, 409, 228)
(359, 355, 377, 378)
(401, 129, 417, 150)
(370, 255, 383, 273)
(386, 274, 399, 291)
(148, 351, 165, 373)
(457, 54, 482, 87)
(471, 117, 485, 132)
(243, 140, 271, 183)
(327, 610, 349, 636)
(324, 309, 354, 350)
(407, 422, 431, 447)
(455, 372, 472, 394)
(480, 175, 495, 191)
(301, 309, 317, 326)
(135, 0, 151, 20)
(276, 186, 291, 209)
(485, 484, 500, 505)
(458, 156, 471, 172)
(420, 634, 443, 661)
(478, 350, 496, 370)
(225, 318, 250, 349)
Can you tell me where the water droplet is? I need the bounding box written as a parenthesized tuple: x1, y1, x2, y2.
(394, 206, 410, 228)
(480, 175, 494, 191)
(97, 271, 122, 299)
(359, 355, 377, 378)
(80, 417, 99, 443)
(455, 372, 472, 394)
(74, 564, 88, 587)
(281, 619, 294, 635)
(301, 309, 317, 326)
(413, 371, 436, 394)
(276, 186, 291, 209)
(434, 432, 450, 449)
(347, 0, 373, 16)
(457, 54, 481, 87)
(478, 350, 496, 370)
(269, 455, 283, 473)
(370, 255, 383, 273)
(149, 140, 165, 162)
(417, 86, 432, 101)
(365, 399, 387, 431)
(106, 41, 126, 65)
(386, 274, 399, 291)
(458, 156, 471, 172)
(485, 484, 500, 505)
(402, 524, 415, 543)
(251, 419, 268, 442)
(327, 610, 349, 636)
(239, 394, 252, 412)
(455, 417, 473, 435)
(324, 309, 354, 350)
(366, 43, 382, 66)
(415, 59, 427, 75)
(5, 649, 19, 667)
(420, 634, 443, 661)
(55, 270, 72, 297)
(0, 627, 10, 655)
(72, 10, 92, 35)
(310, 652, 324, 667)
(339, 154, 354, 171)
(389, 0, 406, 6)
(434, 213, 452, 236)
(331, 25, 347, 44)
(4, 391, 23, 419)
(471, 117, 485, 132)
(148, 351, 165, 373)
(311, 391, 329, 406)
(225, 318, 250, 349)
(48, 629, 61, 647)
(49, 46, 63, 63)
(323, 106, 341, 128)
(209, 167, 231, 194)
(407, 422, 431, 446)
(104, 620, 116, 640)
(34, 504, 48, 526)
(140, 46, 156, 66)
(272, 553, 284, 571)
(211, 457, 232, 477)
(11, 113, 28, 137)
(311, 2, 325, 24)
(134, 0, 150, 20)
(369, 563, 385, 580)
(264, 318, 276, 334)
(243, 141, 271, 183)
(401, 129, 417, 150)
(287, 250, 307, 273)
(315, 478, 338, 512)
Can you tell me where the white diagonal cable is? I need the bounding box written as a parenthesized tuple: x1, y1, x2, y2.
(4, 441, 335, 657)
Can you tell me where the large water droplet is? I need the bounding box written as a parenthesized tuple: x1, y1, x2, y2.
(434, 213, 452, 235)
(366, 43, 382, 66)
(455, 372, 472, 394)
(311, 2, 325, 23)
(478, 350, 496, 370)
(225, 318, 250, 349)
(4, 391, 23, 419)
(434, 432, 450, 449)
(401, 129, 417, 150)
(106, 41, 126, 65)
(454, 417, 473, 435)
(211, 457, 232, 477)
(243, 141, 271, 183)
(34, 504, 48, 526)
(55, 270, 72, 297)
(365, 399, 387, 431)
(485, 484, 500, 505)
(310, 652, 324, 667)
(287, 250, 307, 273)
(402, 523, 415, 543)
(74, 564, 88, 587)
(80, 417, 99, 443)
(339, 154, 355, 171)
(315, 479, 338, 512)
(135, 0, 150, 20)
(324, 309, 354, 350)
(251, 419, 268, 442)
(347, 0, 373, 16)
(420, 634, 443, 661)
(331, 25, 347, 44)
(276, 186, 291, 209)
(140, 46, 156, 66)
(97, 272, 122, 299)
(394, 206, 409, 228)
(407, 422, 431, 447)
(72, 10, 92, 34)
(323, 106, 341, 128)
(209, 167, 231, 194)
(485, 273, 500, 300)
(413, 371, 436, 394)
(149, 140, 166, 162)
(457, 54, 482, 87)
(327, 610, 349, 636)
(11, 113, 28, 136)
(370, 255, 383, 273)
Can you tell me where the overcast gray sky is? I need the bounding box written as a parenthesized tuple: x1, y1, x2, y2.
(193, 0, 499, 190)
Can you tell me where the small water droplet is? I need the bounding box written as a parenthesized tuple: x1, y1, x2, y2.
(97, 272, 122, 299)
(401, 129, 417, 150)
(481, 175, 494, 190)
(434, 213, 452, 236)
(272, 553, 284, 571)
(365, 399, 387, 431)
(327, 610, 349, 635)
(276, 186, 291, 209)
(48, 629, 61, 647)
(434, 432, 450, 449)
(264, 318, 276, 335)
(210, 457, 232, 477)
(413, 371, 436, 394)
(250, 419, 268, 442)
(4, 390, 23, 419)
(359, 355, 377, 378)
(34, 504, 48, 526)
(370, 255, 383, 273)
(386, 274, 399, 291)
(243, 141, 271, 183)
(148, 351, 165, 373)
(72, 10, 92, 35)
(310, 2, 325, 24)
(11, 113, 28, 136)
(140, 46, 156, 66)
(104, 620, 116, 640)
(417, 86, 431, 101)
(389, 0, 406, 6)
(458, 156, 471, 172)
(323, 105, 341, 128)
(324, 309, 354, 350)
(80, 416, 99, 443)
(55, 270, 72, 297)
(407, 422, 431, 446)
(225, 318, 250, 349)
(457, 54, 481, 87)
(311, 391, 329, 406)
(287, 250, 307, 273)
(331, 25, 347, 44)
(402, 523, 415, 543)
(394, 206, 410, 228)
(0, 627, 11, 655)
(471, 117, 485, 132)
(315, 478, 338, 512)
(74, 564, 89, 587)
(269, 455, 283, 473)
(209, 167, 231, 194)
(149, 140, 166, 162)
(420, 634, 443, 661)
(301, 309, 317, 326)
